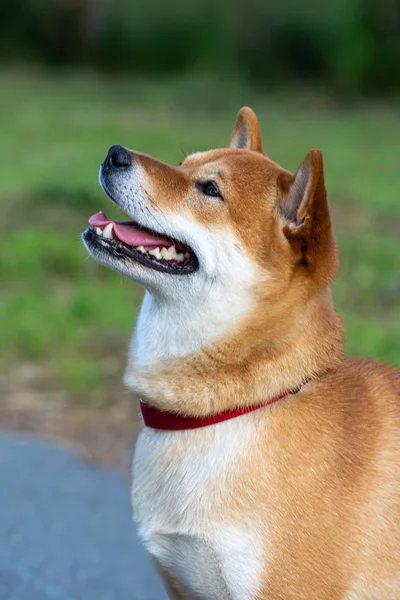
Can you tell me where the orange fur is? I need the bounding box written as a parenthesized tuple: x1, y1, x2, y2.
(89, 107, 400, 599)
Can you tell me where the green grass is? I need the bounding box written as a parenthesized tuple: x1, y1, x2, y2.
(1, 69, 399, 401)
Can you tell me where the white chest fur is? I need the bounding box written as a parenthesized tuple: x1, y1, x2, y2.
(132, 418, 264, 599)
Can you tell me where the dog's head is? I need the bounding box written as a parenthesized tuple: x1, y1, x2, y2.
(83, 107, 337, 306)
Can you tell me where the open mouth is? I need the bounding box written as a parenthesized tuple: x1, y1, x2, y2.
(84, 212, 198, 274)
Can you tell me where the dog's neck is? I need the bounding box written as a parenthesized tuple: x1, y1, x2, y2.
(124, 286, 344, 417)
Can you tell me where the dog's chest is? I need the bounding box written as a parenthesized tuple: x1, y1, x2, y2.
(132, 421, 264, 599)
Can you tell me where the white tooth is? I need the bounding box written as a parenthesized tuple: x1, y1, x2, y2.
(149, 247, 162, 259)
(176, 253, 184, 262)
(184, 252, 190, 259)
(137, 246, 146, 254)
(103, 223, 113, 239)
(167, 245, 177, 259)
(160, 248, 169, 258)
(95, 227, 103, 236)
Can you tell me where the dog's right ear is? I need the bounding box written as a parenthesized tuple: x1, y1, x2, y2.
(230, 107, 264, 153)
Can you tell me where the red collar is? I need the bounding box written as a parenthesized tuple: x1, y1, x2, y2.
(140, 384, 304, 431)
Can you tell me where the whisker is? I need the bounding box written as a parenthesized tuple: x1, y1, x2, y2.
(180, 146, 191, 162)
(143, 205, 166, 232)
(143, 189, 170, 229)
(204, 275, 216, 301)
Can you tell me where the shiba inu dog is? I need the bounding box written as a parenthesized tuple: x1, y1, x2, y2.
(83, 107, 400, 599)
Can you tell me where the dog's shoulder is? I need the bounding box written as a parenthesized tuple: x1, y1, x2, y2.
(299, 358, 400, 461)
(287, 358, 400, 469)
(326, 357, 400, 404)
(304, 357, 400, 406)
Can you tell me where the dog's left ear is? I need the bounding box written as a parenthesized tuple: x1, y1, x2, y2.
(277, 149, 338, 284)
(230, 107, 264, 153)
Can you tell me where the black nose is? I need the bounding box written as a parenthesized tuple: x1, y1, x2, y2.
(104, 145, 132, 169)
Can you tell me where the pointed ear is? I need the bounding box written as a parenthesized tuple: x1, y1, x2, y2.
(230, 107, 264, 153)
(277, 149, 338, 283)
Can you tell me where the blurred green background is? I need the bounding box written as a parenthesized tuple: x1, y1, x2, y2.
(1, 0, 399, 411)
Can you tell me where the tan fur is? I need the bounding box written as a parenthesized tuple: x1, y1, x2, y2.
(90, 108, 400, 599)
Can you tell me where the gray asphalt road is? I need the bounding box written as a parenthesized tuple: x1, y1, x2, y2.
(0, 431, 167, 600)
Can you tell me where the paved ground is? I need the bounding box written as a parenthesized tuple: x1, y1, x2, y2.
(0, 431, 167, 600)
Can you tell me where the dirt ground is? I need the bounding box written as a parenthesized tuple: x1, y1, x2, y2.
(1, 365, 140, 475)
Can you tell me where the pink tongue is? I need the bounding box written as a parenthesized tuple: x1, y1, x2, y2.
(88, 212, 172, 248)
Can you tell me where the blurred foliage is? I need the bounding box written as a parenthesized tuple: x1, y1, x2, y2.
(1, 0, 400, 93)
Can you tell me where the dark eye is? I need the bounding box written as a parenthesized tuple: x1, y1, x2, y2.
(198, 181, 222, 199)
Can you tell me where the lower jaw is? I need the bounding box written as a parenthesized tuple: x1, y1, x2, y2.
(83, 227, 198, 275)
